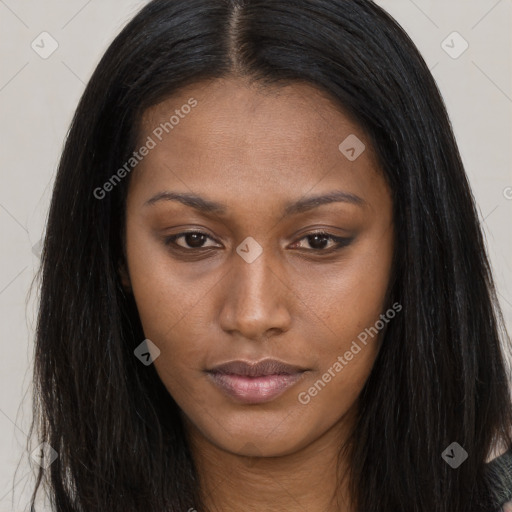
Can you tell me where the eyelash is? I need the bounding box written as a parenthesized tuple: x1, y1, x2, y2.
(164, 230, 353, 253)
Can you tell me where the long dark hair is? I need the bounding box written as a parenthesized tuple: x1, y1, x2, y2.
(26, 0, 512, 510)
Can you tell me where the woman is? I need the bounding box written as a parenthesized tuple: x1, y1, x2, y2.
(27, 0, 512, 510)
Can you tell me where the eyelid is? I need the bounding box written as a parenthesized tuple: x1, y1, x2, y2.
(289, 230, 353, 251)
(163, 229, 353, 253)
(164, 230, 222, 249)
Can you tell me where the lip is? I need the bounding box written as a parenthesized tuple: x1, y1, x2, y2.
(206, 359, 308, 404)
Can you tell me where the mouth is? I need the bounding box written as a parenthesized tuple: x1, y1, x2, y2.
(206, 358, 309, 404)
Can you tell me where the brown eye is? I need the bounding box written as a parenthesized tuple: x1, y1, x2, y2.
(165, 231, 220, 250)
(291, 232, 353, 252)
(180, 232, 208, 248)
(304, 233, 332, 250)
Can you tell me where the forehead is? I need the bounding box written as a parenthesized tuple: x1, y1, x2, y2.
(142, 77, 355, 136)
(139, 77, 370, 157)
(131, 77, 386, 210)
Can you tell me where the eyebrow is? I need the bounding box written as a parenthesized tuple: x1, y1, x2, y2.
(283, 190, 367, 215)
(144, 190, 367, 215)
(145, 191, 227, 214)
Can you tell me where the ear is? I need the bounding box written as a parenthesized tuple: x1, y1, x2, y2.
(118, 260, 132, 292)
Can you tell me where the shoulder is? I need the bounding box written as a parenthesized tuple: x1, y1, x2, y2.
(484, 447, 512, 512)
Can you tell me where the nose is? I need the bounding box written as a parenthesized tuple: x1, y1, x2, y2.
(218, 248, 292, 341)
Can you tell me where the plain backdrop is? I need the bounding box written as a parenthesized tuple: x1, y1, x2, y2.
(0, 0, 511, 510)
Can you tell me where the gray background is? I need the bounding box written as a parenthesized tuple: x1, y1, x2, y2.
(1, 0, 511, 510)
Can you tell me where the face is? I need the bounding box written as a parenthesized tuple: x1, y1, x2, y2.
(121, 77, 394, 458)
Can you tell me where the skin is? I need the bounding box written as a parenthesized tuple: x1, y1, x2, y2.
(120, 76, 395, 512)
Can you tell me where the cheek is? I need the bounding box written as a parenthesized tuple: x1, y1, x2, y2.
(291, 230, 393, 411)
(124, 219, 210, 336)
(297, 233, 393, 350)
(292, 346, 376, 446)
(124, 225, 221, 399)
(293, 270, 390, 425)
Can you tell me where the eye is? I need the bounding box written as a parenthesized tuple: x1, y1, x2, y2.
(290, 231, 353, 252)
(163, 230, 353, 253)
(164, 231, 220, 250)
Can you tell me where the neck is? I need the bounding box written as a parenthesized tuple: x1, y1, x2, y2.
(182, 408, 357, 512)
